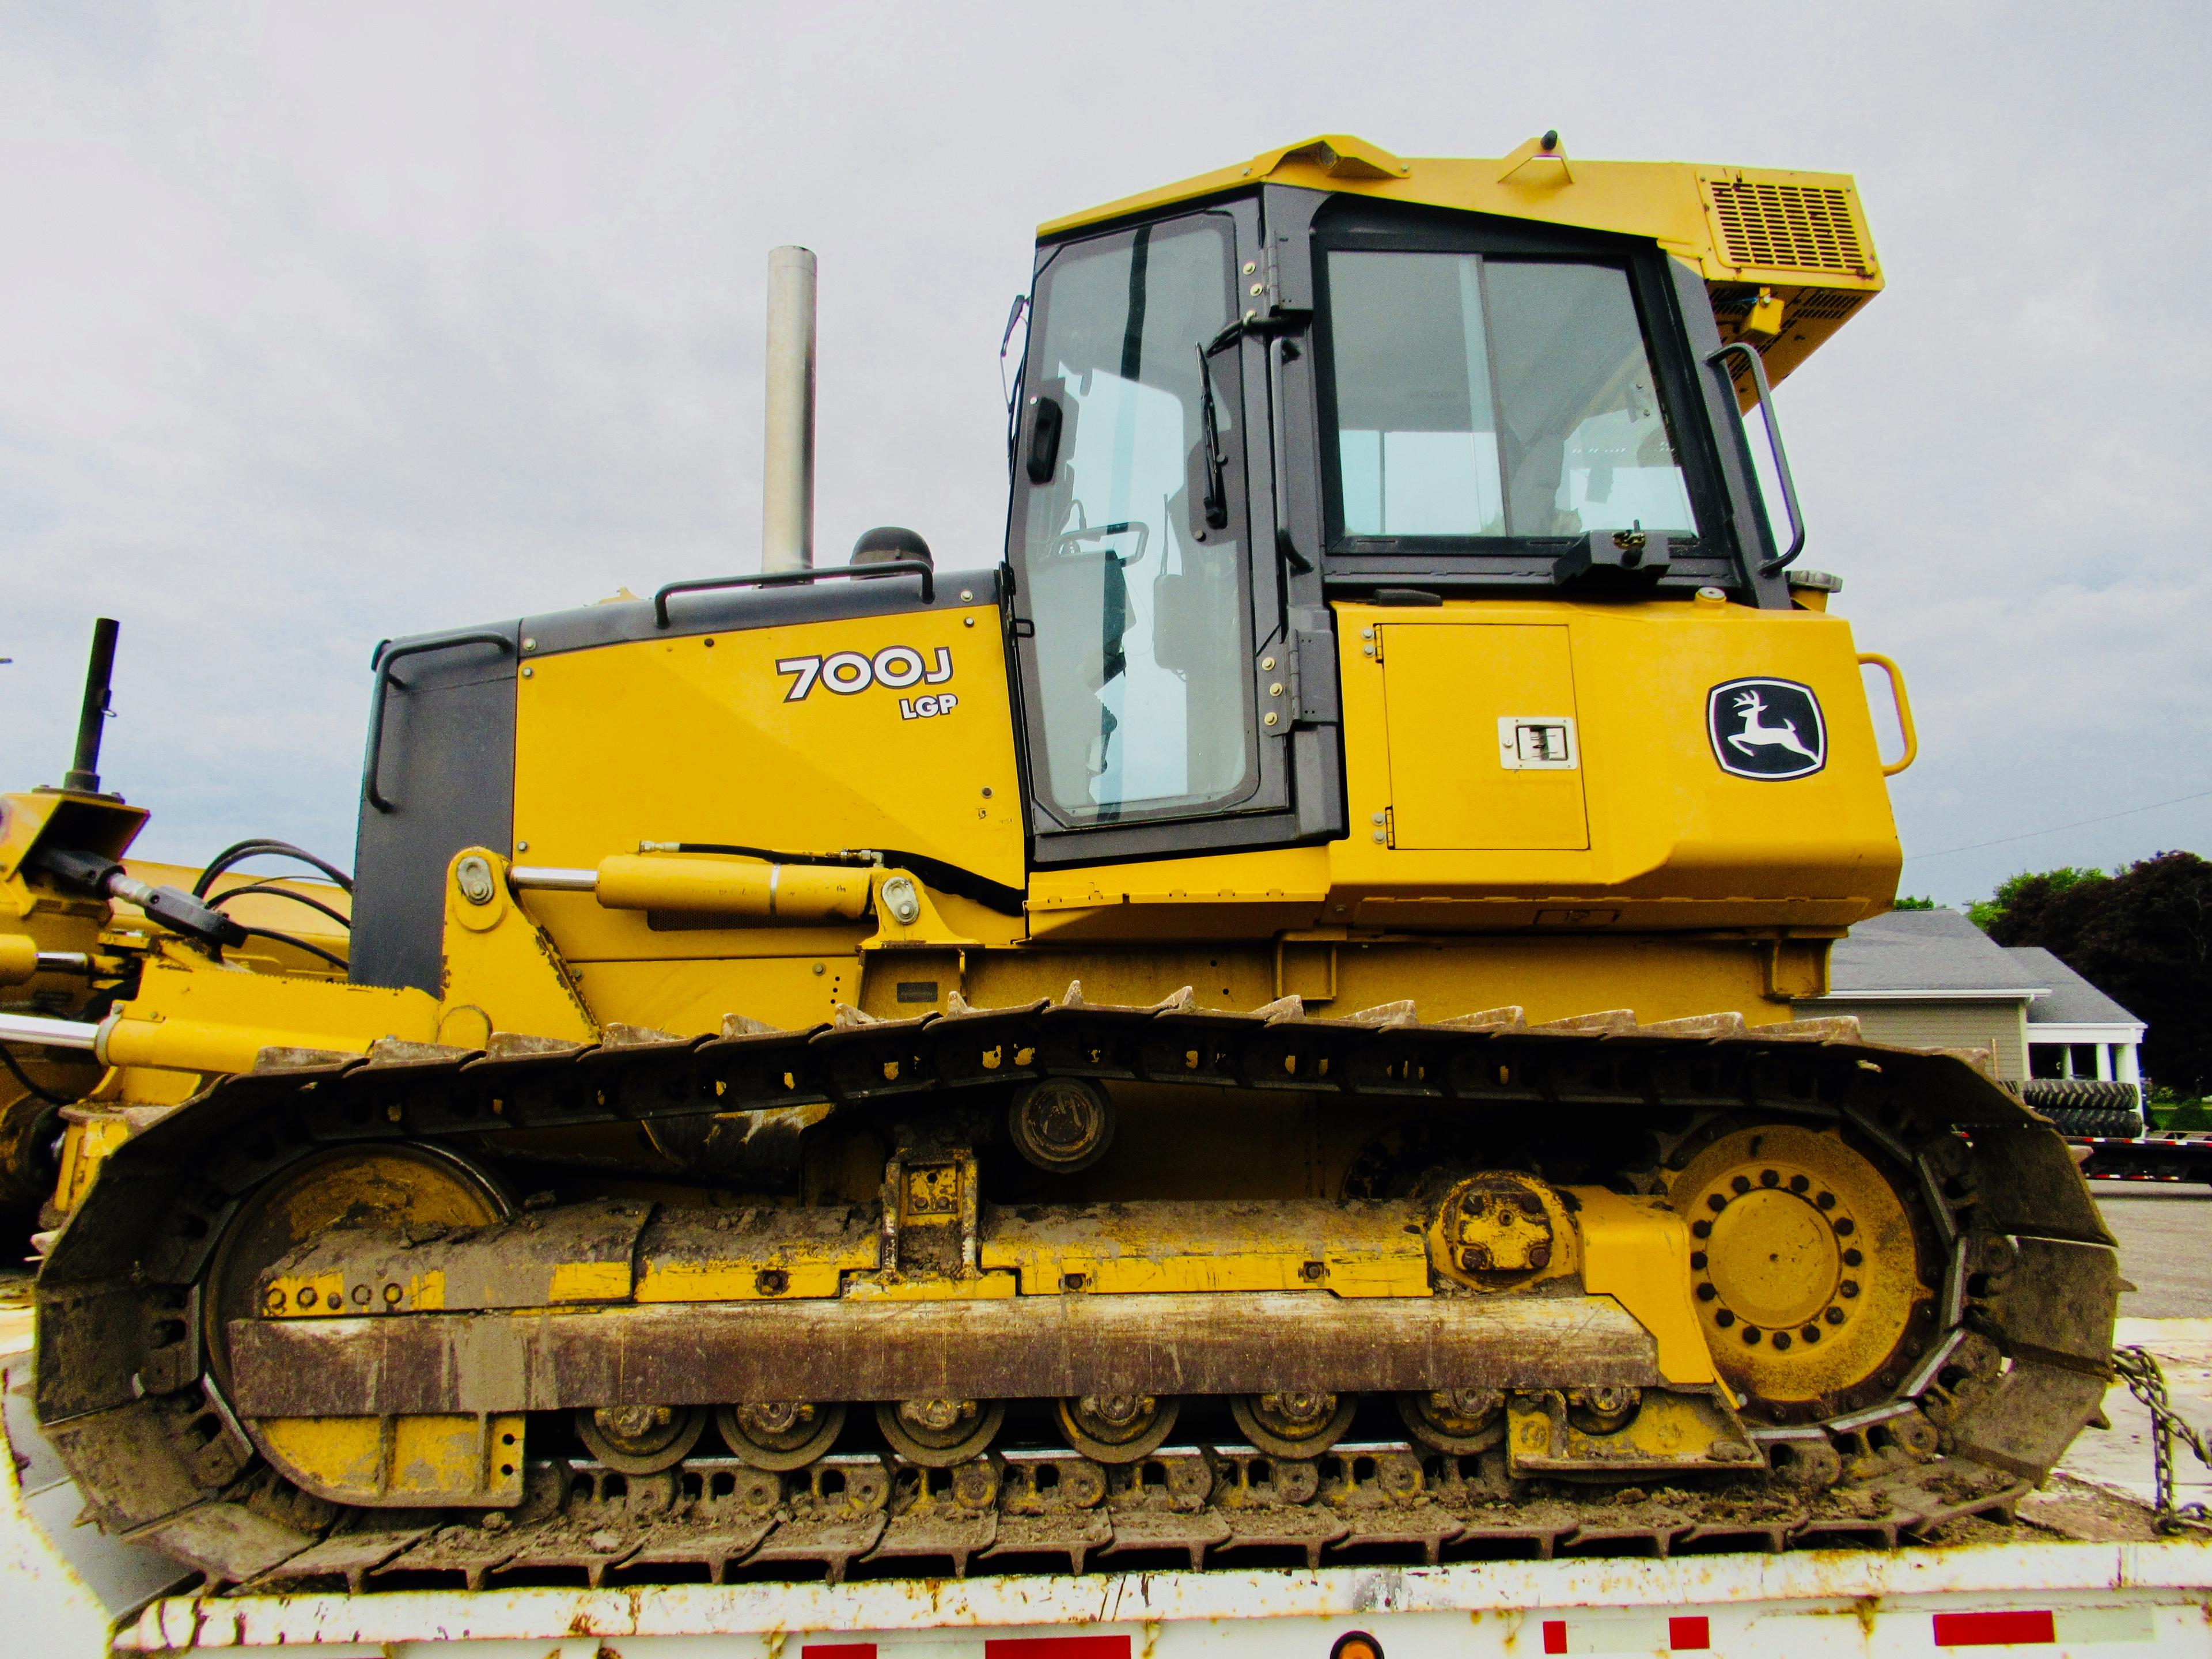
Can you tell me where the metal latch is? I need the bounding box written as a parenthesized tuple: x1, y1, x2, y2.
(1498, 717, 1579, 771)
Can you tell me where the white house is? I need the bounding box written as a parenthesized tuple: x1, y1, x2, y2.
(2003, 945, 2145, 1086)
(1796, 909, 2146, 1091)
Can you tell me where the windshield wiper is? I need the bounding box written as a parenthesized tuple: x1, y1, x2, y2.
(1194, 342, 1230, 529)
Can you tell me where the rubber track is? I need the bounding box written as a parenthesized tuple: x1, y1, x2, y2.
(31, 1001, 2121, 1588)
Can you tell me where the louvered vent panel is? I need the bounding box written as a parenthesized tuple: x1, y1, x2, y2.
(1782, 290, 1866, 321)
(1710, 181, 1867, 275)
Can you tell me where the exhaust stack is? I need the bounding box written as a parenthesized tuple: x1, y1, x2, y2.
(62, 616, 120, 795)
(761, 245, 817, 573)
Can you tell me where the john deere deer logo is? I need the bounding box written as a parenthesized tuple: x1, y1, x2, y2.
(1708, 678, 1825, 780)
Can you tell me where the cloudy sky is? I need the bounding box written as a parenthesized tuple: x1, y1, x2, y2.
(3, 3, 2206, 907)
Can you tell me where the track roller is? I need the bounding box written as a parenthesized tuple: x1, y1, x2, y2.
(1230, 1391, 1357, 1458)
(575, 1404, 707, 1474)
(1054, 1393, 1180, 1463)
(876, 1397, 1006, 1466)
(717, 1401, 848, 1471)
(1396, 1388, 1506, 1455)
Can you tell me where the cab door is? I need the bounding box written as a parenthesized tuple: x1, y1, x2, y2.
(1005, 199, 1341, 868)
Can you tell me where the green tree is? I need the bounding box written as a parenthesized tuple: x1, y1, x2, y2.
(1966, 866, 2108, 931)
(1892, 896, 1936, 910)
(1975, 853, 2212, 1094)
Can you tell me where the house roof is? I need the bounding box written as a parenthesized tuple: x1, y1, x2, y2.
(1816, 908, 2050, 1001)
(2002, 946, 2143, 1028)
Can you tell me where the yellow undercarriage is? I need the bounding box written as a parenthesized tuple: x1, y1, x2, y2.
(237, 1146, 1729, 1507)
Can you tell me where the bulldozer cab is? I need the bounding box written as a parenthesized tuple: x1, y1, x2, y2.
(1005, 175, 1799, 869)
(319, 138, 1889, 990)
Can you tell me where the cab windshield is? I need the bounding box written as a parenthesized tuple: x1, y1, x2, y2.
(1014, 215, 1254, 825)
(1326, 252, 1698, 543)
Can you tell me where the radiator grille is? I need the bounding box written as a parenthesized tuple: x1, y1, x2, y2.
(1710, 181, 1868, 275)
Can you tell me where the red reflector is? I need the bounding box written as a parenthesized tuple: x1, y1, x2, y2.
(1933, 1609, 2058, 1647)
(802, 1648, 876, 1658)
(1542, 1620, 1568, 1654)
(985, 1640, 1132, 1659)
(1669, 1615, 1711, 1649)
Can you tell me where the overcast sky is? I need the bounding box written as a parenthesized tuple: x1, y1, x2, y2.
(3, 3, 2206, 907)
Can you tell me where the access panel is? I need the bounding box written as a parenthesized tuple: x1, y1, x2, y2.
(1380, 623, 1588, 851)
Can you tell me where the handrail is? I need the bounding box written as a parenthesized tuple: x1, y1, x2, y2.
(363, 632, 515, 813)
(653, 560, 934, 629)
(1859, 652, 1919, 777)
(1707, 341, 1806, 576)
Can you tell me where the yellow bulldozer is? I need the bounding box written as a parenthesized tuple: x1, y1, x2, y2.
(1, 133, 2116, 1589)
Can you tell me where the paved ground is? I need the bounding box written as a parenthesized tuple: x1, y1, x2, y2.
(2093, 1182, 2212, 1318)
(2059, 1315, 2212, 1506)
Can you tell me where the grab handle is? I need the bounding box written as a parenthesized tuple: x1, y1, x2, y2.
(365, 631, 515, 812)
(1707, 340, 1805, 575)
(1858, 652, 1918, 777)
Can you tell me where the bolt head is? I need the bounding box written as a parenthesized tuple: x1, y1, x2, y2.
(882, 876, 922, 924)
(456, 855, 497, 906)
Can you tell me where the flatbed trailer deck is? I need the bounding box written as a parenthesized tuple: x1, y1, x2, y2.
(2074, 1132, 2212, 1185)
(12, 1325, 2212, 1658)
(97, 1543, 2212, 1657)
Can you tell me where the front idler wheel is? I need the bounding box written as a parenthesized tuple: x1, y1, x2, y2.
(1230, 1391, 1356, 1459)
(715, 1400, 847, 1471)
(876, 1397, 1006, 1467)
(576, 1404, 707, 1474)
(1054, 1393, 1180, 1463)
(1396, 1387, 1505, 1455)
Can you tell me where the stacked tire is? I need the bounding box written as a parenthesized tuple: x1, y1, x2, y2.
(2020, 1078, 2144, 1139)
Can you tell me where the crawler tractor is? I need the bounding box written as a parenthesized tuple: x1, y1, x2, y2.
(2, 134, 2117, 1590)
